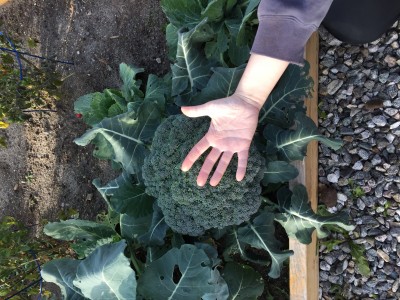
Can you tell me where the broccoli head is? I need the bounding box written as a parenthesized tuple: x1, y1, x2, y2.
(142, 114, 265, 236)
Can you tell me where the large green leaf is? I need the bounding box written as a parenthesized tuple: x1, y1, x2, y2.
(93, 172, 154, 218)
(74, 103, 161, 177)
(144, 74, 170, 108)
(193, 65, 245, 104)
(138, 245, 229, 300)
(166, 23, 179, 61)
(259, 63, 313, 127)
(41, 259, 85, 300)
(275, 185, 355, 244)
(137, 203, 169, 246)
(44, 219, 119, 258)
(72, 237, 116, 259)
(161, 0, 203, 28)
(201, 0, 227, 22)
(120, 213, 153, 242)
(204, 26, 230, 64)
(171, 19, 215, 104)
(264, 113, 343, 161)
(73, 240, 137, 300)
(237, 211, 293, 278)
(44, 219, 117, 242)
(236, 0, 260, 45)
(222, 262, 264, 300)
(74, 92, 114, 126)
(263, 161, 299, 184)
(120, 63, 144, 102)
(223, 227, 270, 266)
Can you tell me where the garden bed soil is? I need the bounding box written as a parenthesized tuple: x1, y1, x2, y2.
(0, 0, 169, 227)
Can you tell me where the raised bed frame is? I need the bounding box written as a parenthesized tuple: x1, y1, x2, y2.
(289, 31, 320, 300)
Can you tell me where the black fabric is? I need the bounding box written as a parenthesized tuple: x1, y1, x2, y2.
(322, 0, 400, 44)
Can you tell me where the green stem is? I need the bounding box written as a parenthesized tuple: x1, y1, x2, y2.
(128, 245, 144, 276)
(261, 196, 280, 210)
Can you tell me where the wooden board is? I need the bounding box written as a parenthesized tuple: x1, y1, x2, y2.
(289, 31, 320, 300)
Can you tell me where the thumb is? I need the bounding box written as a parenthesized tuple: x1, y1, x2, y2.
(181, 102, 213, 118)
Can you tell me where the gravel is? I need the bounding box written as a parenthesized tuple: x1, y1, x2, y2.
(318, 21, 400, 300)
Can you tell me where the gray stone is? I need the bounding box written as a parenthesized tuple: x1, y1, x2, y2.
(327, 173, 339, 183)
(360, 130, 371, 140)
(352, 161, 364, 170)
(358, 149, 370, 160)
(377, 249, 390, 262)
(357, 198, 366, 210)
(385, 108, 398, 116)
(327, 79, 343, 95)
(371, 155, 382, 166)
(372, 115, 388, 127)
(320, 260, 331, 271)
(385, 55, 398, 67)
(390, 227, 400, 237)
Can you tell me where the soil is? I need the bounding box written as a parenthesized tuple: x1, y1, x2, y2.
(0, 0, 169, 227)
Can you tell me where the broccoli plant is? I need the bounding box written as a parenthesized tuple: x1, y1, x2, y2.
(40, 1, 355, 299)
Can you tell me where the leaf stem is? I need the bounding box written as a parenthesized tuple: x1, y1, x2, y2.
(128, 244, 143, 276)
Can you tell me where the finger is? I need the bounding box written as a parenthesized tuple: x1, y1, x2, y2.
(181, 136, 210, 172)
(210, 151, 234, 186)
(236, 150, 249, 181)
(197, 148, 222, 186)
(181, 102, 213, 118)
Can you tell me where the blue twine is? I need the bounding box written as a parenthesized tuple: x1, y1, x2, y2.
(0, 31, 75, 82)
(28, 249, 43, 300)
(0, 31, 23, 80)
(3, 249, 43, 299)
(0, 46, 74, 65)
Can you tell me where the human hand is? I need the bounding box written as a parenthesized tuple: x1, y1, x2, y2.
(180, 93, 261, 187)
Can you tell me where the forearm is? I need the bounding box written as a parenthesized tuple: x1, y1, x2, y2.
(235, 53, 289, 109)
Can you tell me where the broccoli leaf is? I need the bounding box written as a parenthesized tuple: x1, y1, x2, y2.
(74, 92, 114, 126)
(171, 19, 215, 104)
(193, 65, 245, 105)
(41, 259, 84, 300)
(74, 102, 161, 178)
(235, 0, 260, 46)
(264, 112, 343, 161)
(138, 245, 229, 300)
(144, 74, 170, 110)
(275, 185, 355, 244)
(44, 219, 117, 242)
(259, 63, 313, 128)
(137, 203, 169, 246)
(93, 172, 154, 218)
(71, 237, 116, 259)
(237, 211, 293, 278)
(120, 213, 152, 242)
(166, 23, 179, 61)
(204, 26, 230, 64)
(73, 241, 137, 300)
(263, 161, 299, 184)
(201, 0, 227, 22)
(221, 262, 264, 300)
(44, 219, 119, 259)
(120, 63, 144, 102)
(161, 0, 203, 28)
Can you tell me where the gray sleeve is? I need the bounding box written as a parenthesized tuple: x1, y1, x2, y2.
(251, 0, 333, 64)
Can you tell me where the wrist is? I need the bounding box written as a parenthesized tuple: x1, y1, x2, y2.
(233, 91, 265, 111)
(234, 53, 289, 110)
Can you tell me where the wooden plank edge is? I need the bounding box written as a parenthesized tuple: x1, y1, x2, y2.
(289, 31, 320, 300)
